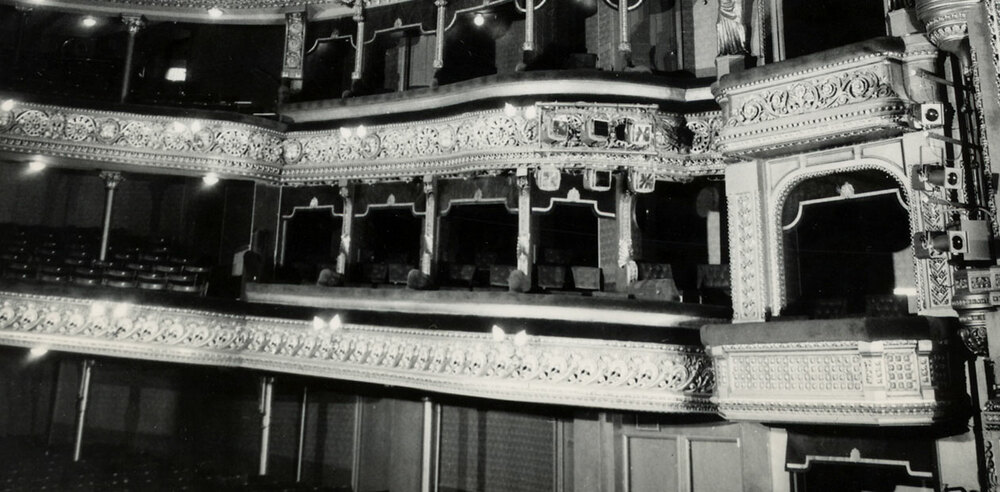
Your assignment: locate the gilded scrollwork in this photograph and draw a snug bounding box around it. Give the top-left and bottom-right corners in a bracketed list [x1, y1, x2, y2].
[730, 67, 895, 126]
[0, 292, 715, 413]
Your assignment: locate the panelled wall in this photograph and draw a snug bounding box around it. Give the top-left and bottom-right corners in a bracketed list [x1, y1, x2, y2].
[0, 348, 775, 492]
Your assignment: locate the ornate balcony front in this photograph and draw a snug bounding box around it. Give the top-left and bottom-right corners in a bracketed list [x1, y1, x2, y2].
[0, 287, 717, 414]
[714, 37, 939, 159]
[702, 317, 966, 425]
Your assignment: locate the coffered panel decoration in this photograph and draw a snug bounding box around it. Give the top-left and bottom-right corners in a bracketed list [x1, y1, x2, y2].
[282, 105, 724, 184]
[715, 37, 938, 159]
[703, 318, 964, 425]
[0, 291, 715, 413]
[0, 101, 284, 181]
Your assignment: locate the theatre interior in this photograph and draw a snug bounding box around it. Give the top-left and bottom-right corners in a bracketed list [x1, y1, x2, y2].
[2, 0, 1000, 490]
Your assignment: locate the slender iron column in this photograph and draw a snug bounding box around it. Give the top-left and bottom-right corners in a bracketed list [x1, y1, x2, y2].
[72, 359, 95, 462]
[119, 15, 145, 104]
[420, 397, 439, 492]
[98, 171, 124, 261]
[258, 376, 275, 476]
[351, 1, 366, 84]
[295, 386, 308, 482]
[516, 170, 534, 282]
[421, 176, 438, 277]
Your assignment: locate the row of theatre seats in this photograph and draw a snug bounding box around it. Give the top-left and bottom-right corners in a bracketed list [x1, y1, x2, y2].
[0, 225, 211, 295]
[0, 438, 349, 492]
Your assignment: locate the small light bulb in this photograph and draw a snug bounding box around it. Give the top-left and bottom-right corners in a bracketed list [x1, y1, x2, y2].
[27, 161, 46, 173]
[207, 7, 223, 18]
[356, 125, 367, 138]
[491, 325, 505, 342]
[513, 330, 528, 347]
[312, 316, 325, 330]
[81, 16, 97, 28]
[503, 103, 517, 117]
[329, 314, 343, 331]
[202, 173, 220, 186]
[473, 13, 485, 26]
[29, 346, 48, 358]
[524, 106, 537, 119]
[339, 127, 352, 139]
[190, 121, 203, 133]
[0, 100, 14, 112]
[172, 122, 187, 132]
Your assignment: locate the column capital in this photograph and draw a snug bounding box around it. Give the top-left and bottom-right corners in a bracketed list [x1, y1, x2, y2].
[121, 14, 146, 35]
[99, 171, 124, 190]
[915, 0, 979, 53]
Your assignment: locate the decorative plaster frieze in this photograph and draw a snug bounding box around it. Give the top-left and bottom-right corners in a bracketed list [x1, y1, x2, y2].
[0, 291, 716, 413]
[0, 101, 284, 180]
[728, 190, 767, 322]
[282, 105, 724, 184]
[714, 45, 933, 158]
[709, 337, 962, 425]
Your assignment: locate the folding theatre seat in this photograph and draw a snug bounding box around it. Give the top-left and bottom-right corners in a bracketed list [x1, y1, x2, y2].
[364, 263, 388, 285]
[570, 266, 602, 291]
[72, 267, 102, 286]
[38, 265, 69, 282]
[137, 271, 167, 290]
[489, 265, 516, 287]
[537, 265, 566, 290]
[448, 263, 476, 287]
[387, 263, 413, 285]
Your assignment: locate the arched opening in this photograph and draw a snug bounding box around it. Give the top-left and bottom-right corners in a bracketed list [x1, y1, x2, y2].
[781, 169, 910, 318]
[438, 203, 517, 288]
[536, 203, 600, 291]
[281, 208, 342, 283]
[355, 207, 422, 286]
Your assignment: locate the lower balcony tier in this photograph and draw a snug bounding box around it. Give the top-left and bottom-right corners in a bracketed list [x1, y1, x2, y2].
[702, 316, 967, 425]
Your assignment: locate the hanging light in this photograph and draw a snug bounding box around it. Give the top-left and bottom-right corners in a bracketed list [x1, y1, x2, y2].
[202, 173, 220, 186]
[473, 12, 485, 26]
[81, 16, 98, 28]
[27, 161, 46, 173]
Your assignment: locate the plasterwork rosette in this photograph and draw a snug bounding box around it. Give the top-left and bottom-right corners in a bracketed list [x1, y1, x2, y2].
[0, 102, 283, 181]
[0, 291, 715, 413]
[728, 191, 767, 321]
[709, 338, 961, 425]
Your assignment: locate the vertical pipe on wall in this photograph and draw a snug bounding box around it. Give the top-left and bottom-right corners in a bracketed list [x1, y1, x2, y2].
[72, 359, 94, 462]
[258, 376, 274, 476]
[295, 386, 308, 482]
[98, 171, 123, 262]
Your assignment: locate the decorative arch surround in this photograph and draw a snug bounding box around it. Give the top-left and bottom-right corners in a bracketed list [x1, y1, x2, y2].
[764, 142, 953, 317]
[769, 162, 910, 316]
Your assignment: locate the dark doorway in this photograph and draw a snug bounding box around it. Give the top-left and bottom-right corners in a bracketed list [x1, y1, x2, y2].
[782, 0, 885, 59]
[282, 209, 342, 281]
[785, 192, 909, 316]
[536, 203, 599, 268]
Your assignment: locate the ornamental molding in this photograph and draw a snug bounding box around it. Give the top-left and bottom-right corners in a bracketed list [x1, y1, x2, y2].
[0, 291, 716, 413]
[915, 0, 980, 52]
[0, 102, 284, 180]
[715, 45, 939, 159]
[709, 337, 964, 425]
[0, 100, 724, 184]
[282, 105, 724, 184]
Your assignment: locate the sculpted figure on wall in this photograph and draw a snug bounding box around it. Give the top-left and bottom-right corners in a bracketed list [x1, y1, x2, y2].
[717, 0, 749, 56]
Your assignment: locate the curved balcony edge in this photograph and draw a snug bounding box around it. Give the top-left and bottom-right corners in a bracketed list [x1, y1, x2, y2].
[0, 290, 717, 414]
[701, 316, 968, 426]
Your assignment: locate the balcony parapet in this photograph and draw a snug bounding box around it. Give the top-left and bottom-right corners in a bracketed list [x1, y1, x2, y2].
[0, 98, 285, 181]
[714, 37, 939, 159]
[0, 289, 716, 414]
[283, 103, 724, 183]
[702, 316, 966, 425]
[0, 95, 724, 183]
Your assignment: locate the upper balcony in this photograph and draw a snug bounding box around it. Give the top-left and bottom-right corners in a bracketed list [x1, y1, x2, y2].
[714, 36, 940, 159]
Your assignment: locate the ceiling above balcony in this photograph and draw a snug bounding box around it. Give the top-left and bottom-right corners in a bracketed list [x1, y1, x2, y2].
[1, 0, 407, 24]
